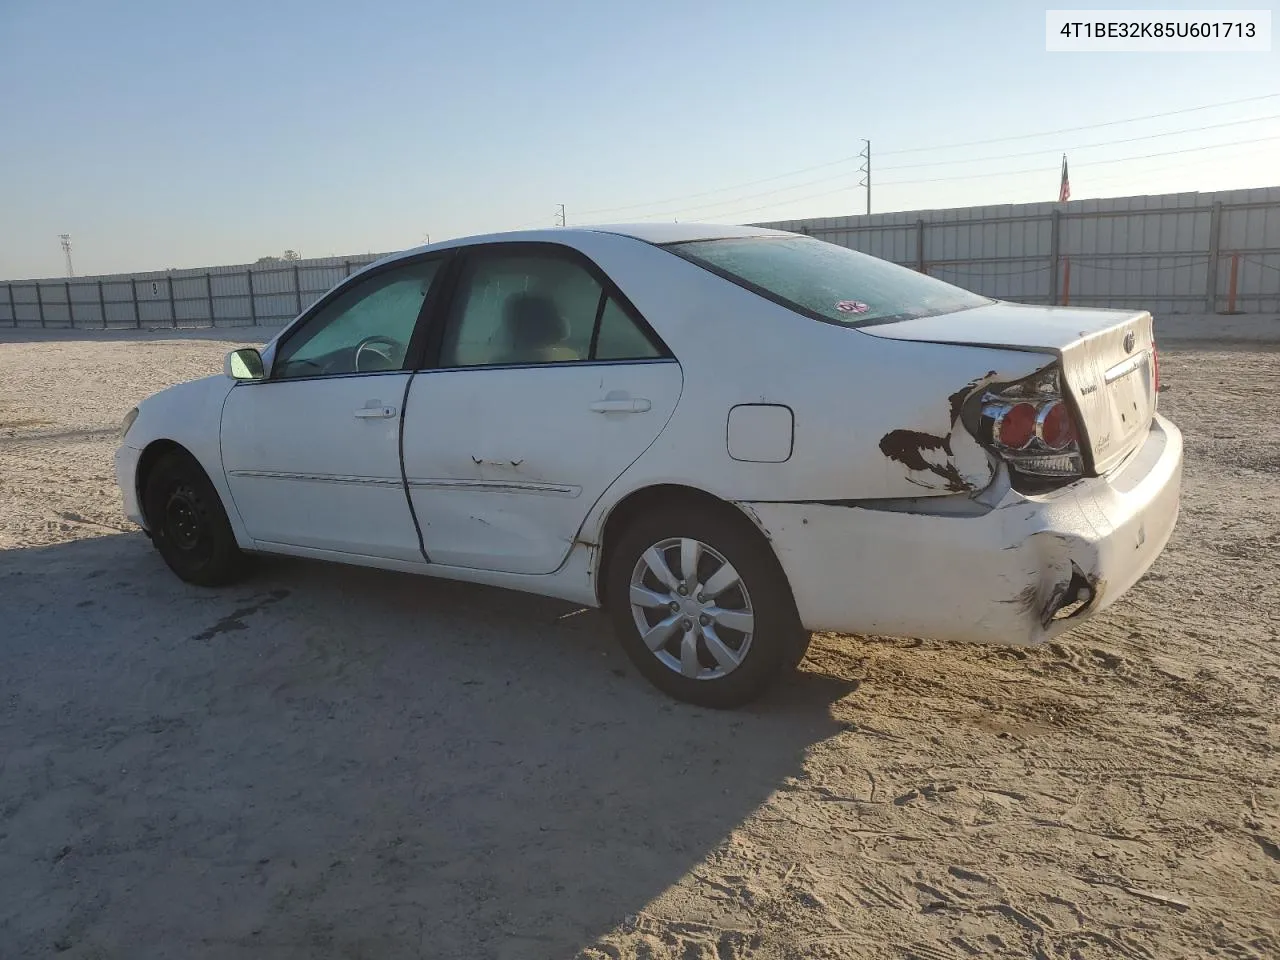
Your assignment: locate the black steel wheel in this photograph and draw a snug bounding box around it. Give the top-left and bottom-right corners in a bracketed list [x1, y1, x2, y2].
[142, 450, 250, 587]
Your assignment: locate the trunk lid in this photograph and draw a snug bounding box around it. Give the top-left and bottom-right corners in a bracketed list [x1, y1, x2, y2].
[860, 302, 1158, 475]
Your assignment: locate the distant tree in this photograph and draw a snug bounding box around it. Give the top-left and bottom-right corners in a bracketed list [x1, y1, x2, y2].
[281, 249, 300, 261]
[255, 256, 281, 264]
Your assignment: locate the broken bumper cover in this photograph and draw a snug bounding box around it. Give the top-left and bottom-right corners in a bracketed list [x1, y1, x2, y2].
[744, 413, 1182, 646]
[114, 443, 147, 530]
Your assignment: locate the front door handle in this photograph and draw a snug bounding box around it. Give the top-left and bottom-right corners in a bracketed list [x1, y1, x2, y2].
[589, 397, 652, 414]
[354, 405, 397, 419]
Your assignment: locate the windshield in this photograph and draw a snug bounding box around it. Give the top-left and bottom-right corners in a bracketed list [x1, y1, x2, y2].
[664, 235, 991, 326]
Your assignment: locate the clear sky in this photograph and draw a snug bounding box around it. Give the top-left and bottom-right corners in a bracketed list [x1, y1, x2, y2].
[1, 0, 1276, 278]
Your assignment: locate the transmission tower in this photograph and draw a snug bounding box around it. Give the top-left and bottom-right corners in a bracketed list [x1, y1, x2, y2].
[857, 141, 871, 216]
[59, 234, 74, 277]
[555, 204, 566, 227]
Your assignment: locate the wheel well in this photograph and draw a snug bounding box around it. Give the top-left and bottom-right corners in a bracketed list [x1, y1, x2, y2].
[134, 439, 192, 520]
[595, 484, 782, 607]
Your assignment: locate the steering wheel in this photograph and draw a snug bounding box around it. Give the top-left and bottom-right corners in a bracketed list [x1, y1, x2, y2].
[353, 335, 403, 372]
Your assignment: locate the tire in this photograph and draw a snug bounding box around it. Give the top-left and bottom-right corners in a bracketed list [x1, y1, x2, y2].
[142, 450, 250, 587]
[605, 503, 810, 708]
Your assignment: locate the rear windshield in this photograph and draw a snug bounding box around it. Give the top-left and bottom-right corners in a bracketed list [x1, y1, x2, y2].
[663, 235, 990, 326]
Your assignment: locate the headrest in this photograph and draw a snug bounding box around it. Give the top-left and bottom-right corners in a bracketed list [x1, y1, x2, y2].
[503, 293, 567, 346]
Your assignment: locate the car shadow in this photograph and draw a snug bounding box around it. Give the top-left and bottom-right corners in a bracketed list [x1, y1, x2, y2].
[0, 534, 856, 958]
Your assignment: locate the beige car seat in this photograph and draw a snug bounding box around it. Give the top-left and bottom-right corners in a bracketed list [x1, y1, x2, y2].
[499, 293, 582, 364]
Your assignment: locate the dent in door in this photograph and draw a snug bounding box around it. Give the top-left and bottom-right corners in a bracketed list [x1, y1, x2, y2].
[403, 362, 682, 575]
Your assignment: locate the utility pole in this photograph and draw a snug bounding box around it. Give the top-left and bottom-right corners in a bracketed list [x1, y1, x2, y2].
[59, 234, 74, 277]
[857, 140, 871, 216]
[555, 204, 566, 227]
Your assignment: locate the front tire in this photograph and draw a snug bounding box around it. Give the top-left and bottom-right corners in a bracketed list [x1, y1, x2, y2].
[142, 450, 250, 587]
[605, 503, 810, 708]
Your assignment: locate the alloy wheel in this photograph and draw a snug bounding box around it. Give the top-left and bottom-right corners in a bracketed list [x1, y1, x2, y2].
[628, 537, 755, 681]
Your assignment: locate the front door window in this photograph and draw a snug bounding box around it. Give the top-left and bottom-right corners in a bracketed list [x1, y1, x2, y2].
[273, 259, 443, 379]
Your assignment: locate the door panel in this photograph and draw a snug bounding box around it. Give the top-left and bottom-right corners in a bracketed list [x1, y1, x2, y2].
[221, 375, 422, 560]
[218, 255, 446, 561]
[403, 361, 682, 574]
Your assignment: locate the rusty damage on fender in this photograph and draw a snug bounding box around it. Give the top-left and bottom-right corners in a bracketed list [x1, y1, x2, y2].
[878, 369, 1002, 495]
[878, 430, 972, 493]
[948, 371, 996, 426]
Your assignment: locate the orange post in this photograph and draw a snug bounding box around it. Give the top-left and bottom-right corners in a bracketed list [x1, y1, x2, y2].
[1227, 252, 1240, 314]
[1061, 257, 1071, 306]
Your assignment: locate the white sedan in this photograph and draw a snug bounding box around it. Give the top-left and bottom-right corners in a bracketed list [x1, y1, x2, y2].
[115, 224, 1182, 707]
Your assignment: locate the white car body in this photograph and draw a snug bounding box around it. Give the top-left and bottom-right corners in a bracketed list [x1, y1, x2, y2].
[115, 223, 1181, 650]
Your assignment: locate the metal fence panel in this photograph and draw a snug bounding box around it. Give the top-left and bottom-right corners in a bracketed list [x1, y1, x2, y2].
[754, 187, 1280, 316]
[255, 294, 299, 322]
[5, 191, 1280, 329]
[213, 296, 253, 323]
[210, 273, 249, 297]
[0, 250, 395, 329]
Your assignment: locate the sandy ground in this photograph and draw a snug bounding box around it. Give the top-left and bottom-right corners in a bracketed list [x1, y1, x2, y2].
[0, 327, 1276, 960]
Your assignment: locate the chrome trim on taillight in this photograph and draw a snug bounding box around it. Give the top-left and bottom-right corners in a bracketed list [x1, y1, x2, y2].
[971, 363, 1086, 488]
[983, 401, 1036, 451]
[1034, 399, 1075, 451]
[1009, 452, 1083, 477]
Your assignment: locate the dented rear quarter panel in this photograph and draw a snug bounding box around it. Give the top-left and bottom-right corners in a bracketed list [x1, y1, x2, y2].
[568, 232, 1053, 513]
[742, 412, 1182, 643]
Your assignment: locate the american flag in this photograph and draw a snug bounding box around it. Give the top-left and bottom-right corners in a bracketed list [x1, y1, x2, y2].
[1059, 154, 1070, 203]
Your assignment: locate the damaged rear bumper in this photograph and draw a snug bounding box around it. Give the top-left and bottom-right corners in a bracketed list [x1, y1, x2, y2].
[743, 413, 1182, 646]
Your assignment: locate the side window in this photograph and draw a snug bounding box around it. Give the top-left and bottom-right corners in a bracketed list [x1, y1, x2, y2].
[440, 253, 601, 368]
[594, 297, 662, 360]
[273, 259, 441, 379]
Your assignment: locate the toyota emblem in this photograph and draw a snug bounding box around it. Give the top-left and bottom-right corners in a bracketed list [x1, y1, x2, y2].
[1123, 331, 1136, 352]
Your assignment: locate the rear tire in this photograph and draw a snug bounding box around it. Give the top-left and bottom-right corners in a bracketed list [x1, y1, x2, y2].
[605, 503, 810, 708]
[142, 450, 250, 587]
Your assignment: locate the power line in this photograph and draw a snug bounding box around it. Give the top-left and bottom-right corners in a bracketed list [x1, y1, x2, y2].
[666, 133, 1280, 223]
[876, 92, 1280, 155]
[621, 130, 1280, 223]
[1078, 142, 1280, 186]
[641, 169, 853, 219]
[576, 155, 855, 217]
[876, 133, 1280, 187]
[877, 113, 1280, 171]
[652, 185, 864, 224]
[571, 93, 1278, 219]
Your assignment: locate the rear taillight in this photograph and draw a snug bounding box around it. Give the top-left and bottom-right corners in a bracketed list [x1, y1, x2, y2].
[1152, 338, 1160, 397]
[1037, 400, 1077, 450]
[992, 402, 1037, 449]
[969, 364, 1084, 487]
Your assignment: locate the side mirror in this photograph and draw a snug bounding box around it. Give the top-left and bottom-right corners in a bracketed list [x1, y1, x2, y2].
[225, 347, 265, 381]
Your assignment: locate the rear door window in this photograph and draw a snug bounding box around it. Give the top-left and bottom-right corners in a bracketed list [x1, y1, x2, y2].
[435, 247, 667, 367]
[594, 297, 662, 360]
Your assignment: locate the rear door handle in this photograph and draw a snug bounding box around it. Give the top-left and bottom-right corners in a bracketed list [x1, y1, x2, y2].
[589, 398, 652, 414]
[354, 405, 397, 419]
